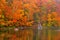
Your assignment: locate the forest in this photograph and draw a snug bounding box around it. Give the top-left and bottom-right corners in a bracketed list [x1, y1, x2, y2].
[0, 0, 60, 40]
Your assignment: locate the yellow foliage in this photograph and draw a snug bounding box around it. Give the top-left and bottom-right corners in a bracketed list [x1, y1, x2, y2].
[26, 21, 34, 26]
[24, 3, 29, 6]
[48, 14, 51, 18]
[0, 21, 5, 25]
[47, 14, 52, 22]
[52, 12, 58, 17]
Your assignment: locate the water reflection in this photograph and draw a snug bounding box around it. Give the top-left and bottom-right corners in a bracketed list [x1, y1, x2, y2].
[0, 26, 60, 40]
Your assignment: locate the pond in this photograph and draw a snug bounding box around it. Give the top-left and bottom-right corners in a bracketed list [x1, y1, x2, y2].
[0, 27, 60, 40]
